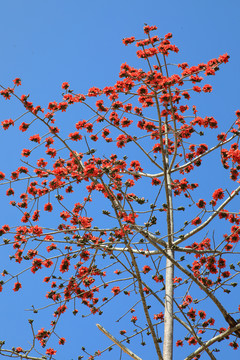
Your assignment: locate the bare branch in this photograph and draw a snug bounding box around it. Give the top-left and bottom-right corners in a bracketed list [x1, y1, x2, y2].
[96, 324, 143, 360]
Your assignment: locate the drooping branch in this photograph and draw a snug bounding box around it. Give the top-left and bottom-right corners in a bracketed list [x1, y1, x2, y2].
[96, 324, 143, 360]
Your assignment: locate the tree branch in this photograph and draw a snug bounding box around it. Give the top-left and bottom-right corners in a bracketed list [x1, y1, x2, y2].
[185, 323, 240, 360]
[174, 184, 240, 246]
[96, 324, 143, 360]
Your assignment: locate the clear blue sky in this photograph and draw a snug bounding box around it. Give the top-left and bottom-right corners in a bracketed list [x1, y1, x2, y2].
[0, 1, 240, 359]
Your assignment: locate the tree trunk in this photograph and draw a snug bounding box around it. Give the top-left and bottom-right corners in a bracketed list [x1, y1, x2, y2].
[162, 120, 174, 360]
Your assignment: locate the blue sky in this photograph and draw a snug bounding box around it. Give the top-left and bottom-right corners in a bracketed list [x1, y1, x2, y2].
[0, 1, 240, 359]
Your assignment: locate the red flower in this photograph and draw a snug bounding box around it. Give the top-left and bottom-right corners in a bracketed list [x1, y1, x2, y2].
[79, 216, 93, 228]
[36, 328, 50, 344]
[153, 312, 164, 320]
[122, 37, 135, 45]
[188, 337, 197, 345]
[44, 203, 53, 212]
[235, 110, 240, 118]
[1, 118, 14, 130]
[45, 137, 54, 147]
[2, 224, 10, 232]
[58, 102, 68, 112]
[21, 212, 30, 223]
[218, 53, 229, 63]
[96, 100, 108, 112]
[62, 82, 69, 90]
[11, 170, 19, 180]
[54, 304, 67, 317]
[0, 88, 13, 99]
[18, 166, 28, 174]
[46, 243, 57, 252]
[193, 86, 201, 93]
[198, 310, 206, 319]
[122, 212, 138, 224]
[116, 134, 131, 148]
[88, 87, 101, 97]
[191, 217, 202, 226]
[60, 258, 70, 273]
[29, 134, 41, 143]
[176, 340, 183, 347]
[205, 67, 215, 76]
[60, 211, 71, 221]
[222, 271, 230, 278]
[142, 265, 152, 274]
[121, 117, 133, 128]
[218, 258, 226, 269]
[143, 287, 150, 294]
[31, 258, 43, 273]
[111, 286, 121, 296]
[218, 209, 229, 220]
[131, 316, 137, 323]
[212, 188, 224, 201]
[32, 210, 40, 221]
[13, 282, 22, 292]
[153, 274, 164, 283]
[59, 337, 66, 345]
[0, 228, 6, 237]
[21, 149, 31, 157]
[152, 178, 161, 185]
[13, 78, 21, 86]
[90, 134, 98, 141]
[46, 148, 57, 158]
[178, 62, 188, 70]
[217, 132, 227, 142]
[143, 25, 157, 34]
[84, 164, 101, 178]
[19, 122, 30, 132]
[0, 172, 5, 180]
[125, 179, 135, 187]
[187, 307, 196, 320]
[30, 225, 43, 236]
[80, 250, 90, 261]
[208, 317, 215, 326]
[202, 84, 212, 93]
[229, 342, 239, 350]
[68, 132, 82, 141]
[46, 348, 56, 355]
[27, 249, 38, 259]
[43, 259, 53, 268]
[196, 199, 206, 208]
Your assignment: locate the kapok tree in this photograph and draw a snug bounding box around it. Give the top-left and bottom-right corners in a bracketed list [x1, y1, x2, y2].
[0, 24, 240, 360]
